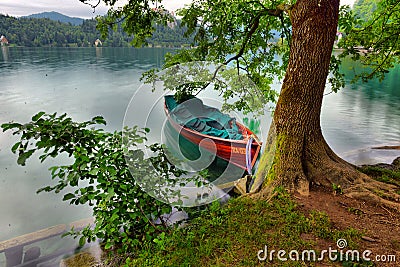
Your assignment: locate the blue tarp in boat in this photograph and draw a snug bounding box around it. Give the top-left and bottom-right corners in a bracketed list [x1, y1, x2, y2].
[165, 95, 243, 140]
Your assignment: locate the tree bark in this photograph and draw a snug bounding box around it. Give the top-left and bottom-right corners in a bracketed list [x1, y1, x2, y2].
[255, 0, 369, 196]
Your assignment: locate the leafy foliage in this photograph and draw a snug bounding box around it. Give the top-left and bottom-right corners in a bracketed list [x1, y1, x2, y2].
[0, 14, 102, 47]
[353, 0, 379, 22]
[86, 0, 400, 101]
[170, 0, 290, 103]
[339, 0, 400, 82]
[89, 0, 293, 107]
[141, 61, 268, 115]
[358, 165, 400, 188]
[93, 0, 177, 47]
[1, 112, 189, 253]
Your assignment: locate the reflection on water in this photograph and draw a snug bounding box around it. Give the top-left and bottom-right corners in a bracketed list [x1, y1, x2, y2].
[1, 46, 9, 62]
[0, 219, 96, 267]
[0, 47, 399, 265]
[322, 62, 400, 164]
[243, 117, 261, 136]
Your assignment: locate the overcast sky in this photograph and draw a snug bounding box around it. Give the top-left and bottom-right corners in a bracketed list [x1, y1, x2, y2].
[0, 0, 355, 19]
[0, 0, 190, 18]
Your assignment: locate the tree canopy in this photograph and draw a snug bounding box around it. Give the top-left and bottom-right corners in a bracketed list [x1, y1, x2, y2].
[340, 0, 400, 81]
[88, 0, 399, 99]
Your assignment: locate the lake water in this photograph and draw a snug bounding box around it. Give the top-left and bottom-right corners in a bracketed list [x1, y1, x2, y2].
[0, 47, 399, 264]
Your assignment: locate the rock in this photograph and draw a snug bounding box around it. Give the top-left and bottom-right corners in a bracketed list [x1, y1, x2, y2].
[362, 156, 400, 171]
[391, 156, 400, 170]
[23, 247, 41, 266]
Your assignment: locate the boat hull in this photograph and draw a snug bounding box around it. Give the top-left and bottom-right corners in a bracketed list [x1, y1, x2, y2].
[164, 104, 262, 171]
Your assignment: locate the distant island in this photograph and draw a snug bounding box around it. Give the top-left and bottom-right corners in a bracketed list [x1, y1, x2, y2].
[0, 12, 193, 48]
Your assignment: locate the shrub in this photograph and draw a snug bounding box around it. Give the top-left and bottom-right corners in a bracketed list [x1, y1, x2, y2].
[1, 112, 187, 254]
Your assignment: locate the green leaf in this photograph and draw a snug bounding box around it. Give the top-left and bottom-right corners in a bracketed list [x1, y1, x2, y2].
[32, 111, 46, 121]
[63, 193, 75, 201]
[92, 116, 107, 125]
[104, 242, 113, 250]
[89, 168, 99, 176]
[120, 184, 127, 191]
[61, 232, 70, 238]
[79, 196, 88, 204]
[11, 142, 21, 153]
[110, 213, 119, 222]
[108, 167, 117, 176]
[79, 236, 86, 247]
[1, 122, 22, 131]
[17, 149, 35, 166]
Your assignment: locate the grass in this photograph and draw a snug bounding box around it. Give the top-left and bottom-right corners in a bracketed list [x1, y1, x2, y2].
[359, 165, 400, 200]
[358, 166, 400, 188]
[114, 189, 362, 267]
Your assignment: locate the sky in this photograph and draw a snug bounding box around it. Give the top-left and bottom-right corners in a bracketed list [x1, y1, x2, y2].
[0, 0, 356, 19]
[0, 0, 191, 19]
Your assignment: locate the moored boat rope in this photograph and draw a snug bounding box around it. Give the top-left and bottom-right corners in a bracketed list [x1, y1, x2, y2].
[245, 137, 254, 174]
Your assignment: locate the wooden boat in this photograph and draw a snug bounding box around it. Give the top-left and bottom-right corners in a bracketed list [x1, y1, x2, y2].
[164, 96, 262, 173]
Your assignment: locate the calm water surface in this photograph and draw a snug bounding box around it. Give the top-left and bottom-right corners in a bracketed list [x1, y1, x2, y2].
[0, 47, 171, 265]
[0, 47, 399, 263]
[322, 60, 400, 163]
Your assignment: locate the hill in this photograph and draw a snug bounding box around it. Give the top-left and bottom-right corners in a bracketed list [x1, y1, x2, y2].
[0, 14, 193, 47]
[25, 11, 84, 25]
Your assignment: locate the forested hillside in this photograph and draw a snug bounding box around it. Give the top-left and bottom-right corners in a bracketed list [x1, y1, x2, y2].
[353, 0, 379, 21]
[0, 14, 192, 47]
[352, 0, 379, 21]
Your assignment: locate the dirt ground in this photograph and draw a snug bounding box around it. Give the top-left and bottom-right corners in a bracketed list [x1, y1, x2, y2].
[295, 186, 400, 267]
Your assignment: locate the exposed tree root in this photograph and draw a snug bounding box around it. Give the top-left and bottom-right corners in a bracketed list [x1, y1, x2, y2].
[308, 141, 400, 211]
[252, 135, 400, 211]
[345, 182, 400, 211]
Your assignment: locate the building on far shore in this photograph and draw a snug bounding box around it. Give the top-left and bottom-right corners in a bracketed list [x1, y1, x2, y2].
[334, 31, 343, 48]
[152, 8, 177, 29]
[0, 35, 9, 46]
[94, 39, 102, 47]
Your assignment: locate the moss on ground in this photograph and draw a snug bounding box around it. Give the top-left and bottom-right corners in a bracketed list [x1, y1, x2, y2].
[358, 165, 400, 188]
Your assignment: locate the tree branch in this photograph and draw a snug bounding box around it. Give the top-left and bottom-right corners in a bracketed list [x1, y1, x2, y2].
[222, 3, 293, 66]
[192, 3, 293, 95]
[79, 0, 101, 10]
[352, 0, 400, 34]
[225, 11, 261, 65]
[364, 34, 399, 81]
[266, 4, 293, 17]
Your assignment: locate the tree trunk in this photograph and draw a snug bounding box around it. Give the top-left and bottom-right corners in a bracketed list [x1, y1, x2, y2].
[255, 0, 369, 196]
